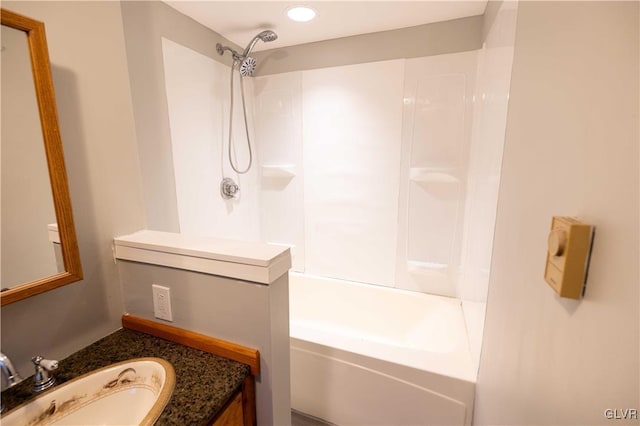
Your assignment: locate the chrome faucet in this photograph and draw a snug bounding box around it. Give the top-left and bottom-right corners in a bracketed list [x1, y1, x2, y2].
[32, 356, 58, 393]
[0, 352, 23, 389]
[0, 352, 23, 413]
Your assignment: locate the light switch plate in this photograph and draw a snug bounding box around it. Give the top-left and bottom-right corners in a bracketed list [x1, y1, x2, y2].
[544, 216, 594, 299]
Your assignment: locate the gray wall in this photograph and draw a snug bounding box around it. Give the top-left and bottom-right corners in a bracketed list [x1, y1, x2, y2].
[0, 1, 145, 380]
[482, 1, 504, 41]
[475, 2, 639, 424]
[254, 15, 483, 76]
[120, 1, 241, 233]
[118, 261, 291, 425]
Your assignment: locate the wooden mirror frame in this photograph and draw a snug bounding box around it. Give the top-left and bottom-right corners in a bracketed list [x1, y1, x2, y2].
[1, 9, 82, 306]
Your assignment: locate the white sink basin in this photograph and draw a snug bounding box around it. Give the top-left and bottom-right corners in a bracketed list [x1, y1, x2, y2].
[1, 357, 175, 426]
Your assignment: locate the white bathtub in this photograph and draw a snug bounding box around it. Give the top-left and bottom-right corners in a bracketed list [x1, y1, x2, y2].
[289, 272, 476, 425]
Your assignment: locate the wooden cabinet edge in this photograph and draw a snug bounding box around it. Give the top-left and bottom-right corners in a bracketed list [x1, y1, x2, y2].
[241, 374, 257, 426]
[210, 374, 256, 426]
[121, 314, 260, 375]
[211, 391, 244, 426]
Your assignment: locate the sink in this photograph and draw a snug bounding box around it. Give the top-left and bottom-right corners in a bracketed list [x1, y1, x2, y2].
[1, 357, 175, 426]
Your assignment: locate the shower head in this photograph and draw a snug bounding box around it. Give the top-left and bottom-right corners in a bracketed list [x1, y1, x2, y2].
[242, 30, 278, 58]
[257, 30, 278, 42]
[217, 30, 277, 76]
[239, 56, 257, 77]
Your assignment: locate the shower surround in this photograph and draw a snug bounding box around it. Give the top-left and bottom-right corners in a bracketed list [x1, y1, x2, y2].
[164, 44, 480, 297]
[161, 2, 516, 421]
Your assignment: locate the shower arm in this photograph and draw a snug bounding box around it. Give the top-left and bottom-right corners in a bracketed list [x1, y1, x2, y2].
[216, 43, 243, 62]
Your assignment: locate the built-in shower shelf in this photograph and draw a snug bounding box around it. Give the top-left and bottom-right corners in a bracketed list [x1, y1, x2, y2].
[409, 168, 459, 186]
[261, 165, 296, 179]
[408, 260, 448, 271]
[406, 260, 452, 296]
[407, 260, 449, 279]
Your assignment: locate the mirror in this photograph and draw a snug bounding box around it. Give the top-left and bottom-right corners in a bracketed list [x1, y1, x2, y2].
[0, 8, 82, 305]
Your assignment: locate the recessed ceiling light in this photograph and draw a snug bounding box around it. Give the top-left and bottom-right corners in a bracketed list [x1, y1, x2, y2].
[287, 6, 316, 22]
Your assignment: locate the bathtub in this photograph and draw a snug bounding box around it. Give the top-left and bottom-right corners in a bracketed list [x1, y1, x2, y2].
[289, 272, 476, 425]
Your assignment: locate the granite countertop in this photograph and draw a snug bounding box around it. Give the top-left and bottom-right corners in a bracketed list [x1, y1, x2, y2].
[1, 328, 251, 425]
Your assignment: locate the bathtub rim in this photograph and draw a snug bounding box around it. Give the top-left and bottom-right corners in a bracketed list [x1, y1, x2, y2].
[288, 271, 478, 383]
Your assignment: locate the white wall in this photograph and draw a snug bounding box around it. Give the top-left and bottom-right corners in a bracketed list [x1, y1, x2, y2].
[162, 38, 260, 241]
[396, 51, 478, 297]
[459, 1, 517, 304]
[253, 72, 306, 271]
[1, 0, 144, 379]
[255, 54, 482, 297]
[302, 60, 405, 287]
[459, 0, 518, 371]
[475, 1, 639, 424]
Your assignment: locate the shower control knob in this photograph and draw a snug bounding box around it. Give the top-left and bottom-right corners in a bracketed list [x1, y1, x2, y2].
[220, 178, 240, 200]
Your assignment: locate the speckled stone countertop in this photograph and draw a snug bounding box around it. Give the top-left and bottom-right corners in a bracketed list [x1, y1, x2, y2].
[1, 328, 251, 425]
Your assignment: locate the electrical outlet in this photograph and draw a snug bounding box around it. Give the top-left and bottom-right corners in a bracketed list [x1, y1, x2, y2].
[152, 284, 173, 321]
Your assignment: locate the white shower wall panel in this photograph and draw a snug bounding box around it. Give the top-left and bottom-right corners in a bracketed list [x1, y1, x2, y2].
[410, 74, 468, 169]
[253, 72, 305, 271]
[162, 38, 260, 241]
[458, 2, 517, 304]
[302, 60, 405, 288]
[396, 51, 478, 296]
[459, 0, 517, 373]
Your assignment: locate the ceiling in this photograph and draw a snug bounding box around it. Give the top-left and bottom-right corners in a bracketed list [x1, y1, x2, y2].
[164, 1, 488, 52]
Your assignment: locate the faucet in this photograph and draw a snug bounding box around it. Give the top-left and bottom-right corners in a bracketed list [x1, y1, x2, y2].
[0, 353, 58, 413]
[32, 356, 58, 393]
[0, 352, 23, 389]
[0, 352, 23, 413]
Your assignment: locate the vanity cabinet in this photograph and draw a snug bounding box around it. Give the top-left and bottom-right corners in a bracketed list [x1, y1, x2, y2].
[212, 373, 256, 426]
[212, 391, 243, 425]
[0, 327, 257, 425]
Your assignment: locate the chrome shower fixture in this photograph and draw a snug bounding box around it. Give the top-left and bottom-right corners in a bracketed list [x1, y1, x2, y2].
[216, 30, 278, 77]
[216, 30, 278, 177]
[220, 177, 239, 200]
[239, 56, 257, 77]
[242, 30, 278, 57]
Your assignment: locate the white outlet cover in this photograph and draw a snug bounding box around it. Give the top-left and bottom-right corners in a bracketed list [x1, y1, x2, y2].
[152, 284, 173, 322]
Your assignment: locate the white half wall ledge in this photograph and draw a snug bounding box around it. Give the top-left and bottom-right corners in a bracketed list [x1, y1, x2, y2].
[113, 230, 291, 284]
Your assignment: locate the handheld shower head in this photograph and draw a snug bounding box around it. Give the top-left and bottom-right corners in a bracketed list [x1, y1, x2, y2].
[242, 30, 278, 57]
[257, 30, 278, 42]
[239, 56, 257, 77]
[216, 30, 279, 176]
